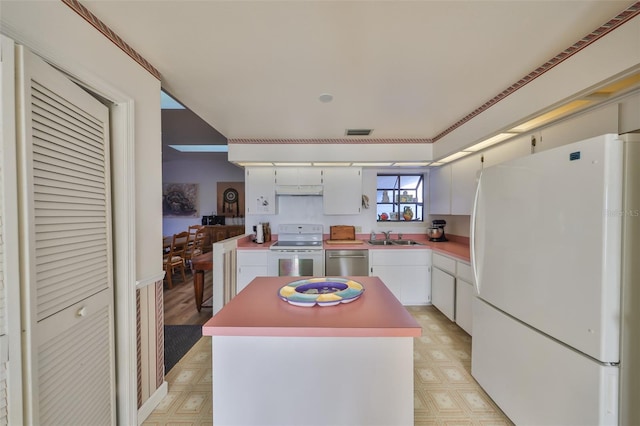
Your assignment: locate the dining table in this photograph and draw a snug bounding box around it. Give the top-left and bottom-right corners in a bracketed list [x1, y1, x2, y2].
[191, 251, 213, 311]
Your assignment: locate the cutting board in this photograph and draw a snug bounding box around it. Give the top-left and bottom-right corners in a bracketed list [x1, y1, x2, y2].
[330, 225, 356, 241]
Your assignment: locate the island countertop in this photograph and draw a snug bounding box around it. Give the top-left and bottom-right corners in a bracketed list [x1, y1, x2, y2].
[202, 276, 421, 338]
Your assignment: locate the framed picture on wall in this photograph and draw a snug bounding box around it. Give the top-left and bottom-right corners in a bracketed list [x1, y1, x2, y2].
[162, 183, 199, 217]
[217, 182, 245, 217]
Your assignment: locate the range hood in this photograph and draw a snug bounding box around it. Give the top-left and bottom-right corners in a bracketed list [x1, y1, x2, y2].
[275, 185, 323, 196]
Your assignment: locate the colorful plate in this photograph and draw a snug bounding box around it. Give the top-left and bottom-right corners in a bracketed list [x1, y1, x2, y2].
[278, 277, 364, 307]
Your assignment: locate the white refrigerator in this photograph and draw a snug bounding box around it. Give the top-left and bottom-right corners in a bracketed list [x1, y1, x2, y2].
[471, 133, 639, 425]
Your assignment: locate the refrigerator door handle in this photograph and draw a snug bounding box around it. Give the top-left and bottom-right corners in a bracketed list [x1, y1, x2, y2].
[470, 170, 483, 294]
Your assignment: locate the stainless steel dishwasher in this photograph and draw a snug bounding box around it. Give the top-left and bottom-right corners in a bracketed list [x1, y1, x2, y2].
[325, 249, 369, 276]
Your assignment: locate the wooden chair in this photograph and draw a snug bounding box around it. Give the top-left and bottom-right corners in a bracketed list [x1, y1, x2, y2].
[163, 231, 188, 289]
[188, 224, 204, 246]
[184, 229, 206, 268]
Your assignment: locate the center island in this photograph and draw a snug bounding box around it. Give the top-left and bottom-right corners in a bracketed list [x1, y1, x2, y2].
[202, 276, 421, 426]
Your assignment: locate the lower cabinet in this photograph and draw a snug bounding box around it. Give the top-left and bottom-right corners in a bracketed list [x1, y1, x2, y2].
[369, 249, 431, 305]
[237, 250, 268, 293]
[432, 252, 475, 335]
[455, 279, 473, 335]
[432, 267, 456, 321]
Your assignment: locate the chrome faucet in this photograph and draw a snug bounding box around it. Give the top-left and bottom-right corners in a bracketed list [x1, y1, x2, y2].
[381, 231, 392, 240]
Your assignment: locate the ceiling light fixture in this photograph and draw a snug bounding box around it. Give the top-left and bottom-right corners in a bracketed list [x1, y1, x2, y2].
[438, 151, 472, 164]
[350, 162, 393, 167]
[169, 144, 228, 152]
[464, 133, 518, 152]
[273, 162, 312, 167]
[236, 162, 275, 167]
[392, 162, 432, 167]
[509, 101, 592, 133]
[312, 162, 353, 167]
[318, 93, 334, 103]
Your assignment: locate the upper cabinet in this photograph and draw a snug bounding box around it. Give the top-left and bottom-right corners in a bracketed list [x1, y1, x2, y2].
[451, 154, 481, 215]
[245, 168, 277, 215]
[429, 164, 452, 215]
[275, 167, 323, 186]
[429, 154, 481, 216]
[323, 167, 362, 215]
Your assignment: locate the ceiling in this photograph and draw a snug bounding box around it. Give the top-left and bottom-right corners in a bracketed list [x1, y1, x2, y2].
[83, 1, 635, 146]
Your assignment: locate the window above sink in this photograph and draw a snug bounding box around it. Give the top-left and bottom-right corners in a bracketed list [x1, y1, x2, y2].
[376, 174, 424, 222]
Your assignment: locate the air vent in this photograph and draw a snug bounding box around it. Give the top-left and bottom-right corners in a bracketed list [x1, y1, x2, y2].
[346, 129, 373, 136]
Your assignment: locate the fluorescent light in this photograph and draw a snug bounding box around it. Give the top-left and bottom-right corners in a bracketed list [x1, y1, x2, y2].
[312, 162, 352, 167]
[169, 144, 228, 152]
[392, 162, 431, 167]
[429, 162, 445, 167]
[438, 151, 472, 164]
[237, 162, 275, 167]
[272, 162, 312, 166]
[465, 133, 517, 152]
[350, 162, 393, 167]
[509, 101, 591, 132]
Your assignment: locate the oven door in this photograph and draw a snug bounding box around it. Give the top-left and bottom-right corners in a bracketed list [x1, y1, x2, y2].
[268, 250, 324, 277]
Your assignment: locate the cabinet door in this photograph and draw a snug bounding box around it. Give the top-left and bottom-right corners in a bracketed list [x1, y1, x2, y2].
[482, 133, 535, 169]
[429, 165, 451, 215]
[237, 251, 268, 293]
[298, 168, 323, 185]
[370, 265, 403, 302]
[451, 154, 481, 215]
[432, 267, 455, 321]
[323, 167, 362, 215]
[245, 168, 276, 215]
[275, 167, 323, 186]
[401, 266, 431, 305]
[370, 249, 431, 305]
[455, 279, 474, 335]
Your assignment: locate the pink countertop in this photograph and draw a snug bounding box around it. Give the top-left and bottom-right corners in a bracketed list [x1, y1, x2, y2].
[236, 234, 471, 262]
[202, 276, 422, 338]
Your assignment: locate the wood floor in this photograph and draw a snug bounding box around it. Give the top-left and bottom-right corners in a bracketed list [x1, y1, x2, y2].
[163, 269, 213, 326]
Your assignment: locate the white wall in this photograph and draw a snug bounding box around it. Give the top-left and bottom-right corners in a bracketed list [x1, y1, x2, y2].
[433, 15, 640, 159]
[1, 1, 163, 278]
[1, 3, 163, 423]
[162, 155, 245, 236]
[245, 168, 433, 237]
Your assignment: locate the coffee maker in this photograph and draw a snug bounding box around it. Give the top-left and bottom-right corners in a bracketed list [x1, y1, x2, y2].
[428, 219, 448, 242]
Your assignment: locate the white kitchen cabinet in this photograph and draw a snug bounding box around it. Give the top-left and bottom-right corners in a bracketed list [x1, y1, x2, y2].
[430, 154, 480, 216]
[275, 167, 323, 186]
[323, 167, 362, 215]
[432, 252, 475, 334]
[432, 267, 456, 321]
[482, 133, 535, 169]
[237, 250, 269, 293]
[245, 168, 277, 215]
[455, 279, 474, 335]
[451, 153, 481, 215]
[369, 249, 431, 305]
[429, 164, 451, 215]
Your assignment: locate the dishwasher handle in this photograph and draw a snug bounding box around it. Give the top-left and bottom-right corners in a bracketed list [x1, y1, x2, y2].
[327, 254, 368, 259]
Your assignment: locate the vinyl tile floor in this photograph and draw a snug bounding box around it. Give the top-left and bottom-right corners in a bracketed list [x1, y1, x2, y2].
[143, 305, 513, 426]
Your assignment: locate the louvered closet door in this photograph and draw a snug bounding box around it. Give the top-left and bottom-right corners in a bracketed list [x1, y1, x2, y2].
[16, 46, 115, 425]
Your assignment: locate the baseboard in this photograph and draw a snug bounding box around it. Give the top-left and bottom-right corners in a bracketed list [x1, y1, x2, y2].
[137, 380, 168, 425]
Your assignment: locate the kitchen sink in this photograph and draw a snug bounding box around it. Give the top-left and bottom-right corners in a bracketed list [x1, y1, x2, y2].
[367, 239, 425, 246]
[391, 240, 425, 246]
[367, 240, 394, 245]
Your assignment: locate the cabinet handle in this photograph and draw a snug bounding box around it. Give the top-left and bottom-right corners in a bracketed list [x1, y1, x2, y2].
[76, 307, 87, 317]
